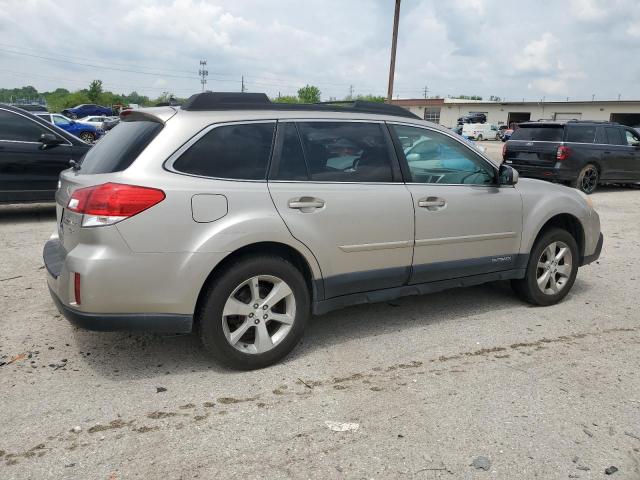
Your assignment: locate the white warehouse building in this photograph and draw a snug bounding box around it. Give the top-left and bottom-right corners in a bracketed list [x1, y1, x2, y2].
[390, 98, 640, 129]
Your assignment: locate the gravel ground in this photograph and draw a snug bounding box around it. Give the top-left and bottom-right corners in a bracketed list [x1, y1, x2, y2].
[1, 182, 639, 479]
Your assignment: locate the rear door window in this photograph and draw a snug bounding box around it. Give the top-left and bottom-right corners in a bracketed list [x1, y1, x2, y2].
[510, 126, 563, 141]
[565, 125, 596, 143]
[79, 120, 163, 174]
[173, 122, 275, 180]
[605, 127, 625, 146]
[296, 122, 395, 182]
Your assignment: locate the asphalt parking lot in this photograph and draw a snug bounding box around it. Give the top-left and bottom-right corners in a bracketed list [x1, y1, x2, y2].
[1, 164, 640, 478]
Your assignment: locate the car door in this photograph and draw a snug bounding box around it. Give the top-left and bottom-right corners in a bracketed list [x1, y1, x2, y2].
[388, 123, 523, 284]
[268, 120, 414, 299]
[0, 108, 73, 203]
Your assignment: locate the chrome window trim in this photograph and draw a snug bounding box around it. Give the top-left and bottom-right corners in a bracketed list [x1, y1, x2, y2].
[164, 119, 277, 183]
[0, 107, 73, 146]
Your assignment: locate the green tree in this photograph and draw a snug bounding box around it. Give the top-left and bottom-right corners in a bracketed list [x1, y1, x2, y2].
[354, 94, 386, 103]
[297, 84, 321, 103]
[272, 95, 300, 103]
[87, 80, 103, 102]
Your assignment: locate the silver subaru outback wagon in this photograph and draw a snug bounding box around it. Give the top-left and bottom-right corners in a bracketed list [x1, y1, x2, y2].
[44, 92, 603, 369]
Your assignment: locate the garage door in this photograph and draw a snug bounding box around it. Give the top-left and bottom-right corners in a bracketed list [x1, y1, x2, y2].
[554, 113, 582, 121]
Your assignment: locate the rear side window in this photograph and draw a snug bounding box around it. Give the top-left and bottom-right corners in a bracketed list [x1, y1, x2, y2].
[565, 125, 596, 143]
[624, 129, 640, 145]
[0, 109, 49, 142]
[173, 122, 275, 180]
[296, 122, 394, 182]
[510, 126, 563, 141]
[79, 120, 162, 174]
[605, 127, 625, 146]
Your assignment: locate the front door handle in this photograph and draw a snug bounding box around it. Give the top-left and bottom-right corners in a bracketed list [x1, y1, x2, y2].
[418, 197, 446, 211]
[288, 197, 325, 211]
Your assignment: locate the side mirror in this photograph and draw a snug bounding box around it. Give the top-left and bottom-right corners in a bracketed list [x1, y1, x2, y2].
[633, 142, 640, 149]
[498, 164, 518, 185]
[39, 133, 63, 149]
[406, 153, 420, 162]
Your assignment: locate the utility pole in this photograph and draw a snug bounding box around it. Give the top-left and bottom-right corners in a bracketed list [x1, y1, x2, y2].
[386, 0, 401, 102]
[199, 60, 208, 92]
[423, 86, 429, 99]
[241, 76, 246, 93]
[618, 93, 621, 101]
[348, 84, 354, 99]
[592, 94, 595, 102]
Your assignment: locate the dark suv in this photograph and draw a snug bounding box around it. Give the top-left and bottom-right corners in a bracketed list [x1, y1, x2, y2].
[503, 121, 640, 193]
[457, 113, 487, 124]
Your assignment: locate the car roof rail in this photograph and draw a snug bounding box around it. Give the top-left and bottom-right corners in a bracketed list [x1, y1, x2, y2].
[180, 92, 421, 119]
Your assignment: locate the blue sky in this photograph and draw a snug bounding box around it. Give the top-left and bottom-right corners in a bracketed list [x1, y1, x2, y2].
[0, 0, 638, 101]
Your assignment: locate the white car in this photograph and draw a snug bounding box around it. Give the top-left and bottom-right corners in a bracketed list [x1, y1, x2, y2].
[462, 123, 499, 141]
[76, 115, 107, 128]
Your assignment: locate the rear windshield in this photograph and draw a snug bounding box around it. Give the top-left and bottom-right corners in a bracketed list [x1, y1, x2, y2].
[510, 126, 563, 142]
[78, 120, 162, 174]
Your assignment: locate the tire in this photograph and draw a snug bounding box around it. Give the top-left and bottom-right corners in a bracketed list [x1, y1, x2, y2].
[573, 164, 599, 194]
[477, 134, 483, 141]
[511, 228, 579, 306]
[80, 131, 95, 143]
[198, 255, 310, 370]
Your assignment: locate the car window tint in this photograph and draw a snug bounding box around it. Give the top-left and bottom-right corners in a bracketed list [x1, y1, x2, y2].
[625, 129, 640, 145]
[565, 125, 596, 143]
[391, 124, 495, 185]
[79, 120, 163, 174]
[53, 115, 71, 126]
[173, 122, 275, 180]
[510, 126, 563, 141]
[272, 123, 309, 181]
[0, 109, 49, 142]
[296, 122, 394, 182]
[605, 127, 625, 146]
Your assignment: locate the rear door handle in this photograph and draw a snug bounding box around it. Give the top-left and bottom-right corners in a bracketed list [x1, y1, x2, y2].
[288, 197, 325, 210]
[418, 197, 446, 210]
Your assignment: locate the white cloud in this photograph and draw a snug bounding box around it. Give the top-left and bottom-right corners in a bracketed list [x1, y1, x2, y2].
[512, 33, 559, 74]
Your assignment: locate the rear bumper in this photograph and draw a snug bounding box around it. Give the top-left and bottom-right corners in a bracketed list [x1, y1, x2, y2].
[49, 287, 192, 333]
[581, 232, 603, 266]
[506, 162, 575, 182]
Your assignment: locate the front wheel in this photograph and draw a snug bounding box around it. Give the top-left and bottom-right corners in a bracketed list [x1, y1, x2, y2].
[573, 164, 599, 194]
[198, 255, 310, 370]
[511, 228, 579, 306]
[79, 131, 96, 143]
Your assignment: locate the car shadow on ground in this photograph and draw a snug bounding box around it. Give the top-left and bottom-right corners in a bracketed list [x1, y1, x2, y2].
[70, 277, 594, 380]
[0, 203, 56, 223]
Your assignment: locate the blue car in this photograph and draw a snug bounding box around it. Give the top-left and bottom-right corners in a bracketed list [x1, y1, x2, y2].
[35, 113, 103, 143]
[62, 103, 113, 119]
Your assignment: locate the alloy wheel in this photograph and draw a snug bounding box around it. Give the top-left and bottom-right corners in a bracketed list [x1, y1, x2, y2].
[221, 275, 296, 354]
[580, 167, 598, 193]
[536, 241, 573, 295]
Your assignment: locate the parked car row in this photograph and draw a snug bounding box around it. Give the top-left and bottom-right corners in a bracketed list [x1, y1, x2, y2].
[503, 120, 640, 193]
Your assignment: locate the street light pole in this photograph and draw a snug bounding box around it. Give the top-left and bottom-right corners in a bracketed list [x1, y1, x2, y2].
[387, 0, 401, 102]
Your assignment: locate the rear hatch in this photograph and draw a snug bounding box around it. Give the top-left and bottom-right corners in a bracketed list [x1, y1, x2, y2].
[504, 124, 564, 166]
[55, 111, 169, 252]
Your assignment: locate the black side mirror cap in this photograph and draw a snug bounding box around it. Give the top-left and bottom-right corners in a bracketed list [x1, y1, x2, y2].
[39, 133, 63, 148]
[498, 164, 519, 185]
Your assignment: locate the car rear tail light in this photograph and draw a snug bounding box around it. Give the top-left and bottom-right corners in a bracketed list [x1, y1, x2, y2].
[502, 142, 507, 160]
[67, 183, 165, 227]
[556, 145, 571, 161]
[74, 272, 81, 305]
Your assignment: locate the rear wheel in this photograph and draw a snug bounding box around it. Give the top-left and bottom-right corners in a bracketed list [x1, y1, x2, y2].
[198, 255, 310, 370]
[79, 131, 95, 143]
[512, 228, 579, 306]
[477, 134, 483, 141]
[573, 164, 599, 194]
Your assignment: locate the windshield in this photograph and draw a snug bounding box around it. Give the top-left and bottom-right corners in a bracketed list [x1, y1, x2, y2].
[78, 120, 162, 174]
[510, 126, 563, 141]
